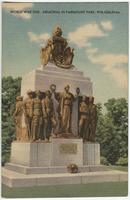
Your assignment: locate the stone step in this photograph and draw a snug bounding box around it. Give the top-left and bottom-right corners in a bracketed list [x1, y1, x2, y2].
[2, 168, 128, 188]
[43, 63, 84, 76]
[37, 67, 84, 77]
[5, 163, 108, 174]
[36, 69, 90, 82]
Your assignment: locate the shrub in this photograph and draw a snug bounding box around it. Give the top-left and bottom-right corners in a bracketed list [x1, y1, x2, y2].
[116, 157, 128, 166]
[100, 156, 109, 165]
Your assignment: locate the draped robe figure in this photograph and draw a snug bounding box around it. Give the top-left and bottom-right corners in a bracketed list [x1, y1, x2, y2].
[59, 85, 74, 133]
[40, 39, 54, 66]
[40, 26, 74, 68]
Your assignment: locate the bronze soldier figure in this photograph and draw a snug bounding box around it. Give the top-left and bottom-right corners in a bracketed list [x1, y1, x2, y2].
[89, 96, 97, 142]
[79, 96, 90, 141]
[42, 90, 57, 140]
[23, 90, 34, 140]
[31, 90, 43, 141]
[13, 96, 24, 141]
[59, 85, 74, 134]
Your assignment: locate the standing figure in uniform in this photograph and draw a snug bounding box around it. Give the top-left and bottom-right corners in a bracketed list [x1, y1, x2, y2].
[13, 96, 24, 141]
[31, 90, 43, 141]
[89, 96, 97, 142]
[42, 90, 57, 140]
[23, 90, 34, 140]
[59, 85, 74, 134]
[79, 96, 90, 141]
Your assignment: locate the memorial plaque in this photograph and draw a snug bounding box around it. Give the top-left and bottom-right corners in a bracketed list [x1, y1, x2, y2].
[59, 143, 77, 154]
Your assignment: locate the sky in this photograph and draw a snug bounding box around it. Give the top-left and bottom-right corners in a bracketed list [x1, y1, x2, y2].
[2, 2, 128, 105]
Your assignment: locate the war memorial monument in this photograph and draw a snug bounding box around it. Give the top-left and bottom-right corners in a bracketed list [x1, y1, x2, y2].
[2, 26, 127, 187]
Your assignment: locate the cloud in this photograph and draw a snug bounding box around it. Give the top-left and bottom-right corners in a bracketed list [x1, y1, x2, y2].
[2, 3, 33, 19]
[70, 21, 127, 89]
[100, 21, 113, 31]
[2, 2, 33, 10]
[86, 47, 98, 54]
[68, 22, 107, 48]
[28, 32, 50, 43]
[88, 53, 128, 89]
[10, 12, 32, 20]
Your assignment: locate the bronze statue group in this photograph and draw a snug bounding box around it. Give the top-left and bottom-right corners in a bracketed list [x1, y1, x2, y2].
[13, 84, 97, 143]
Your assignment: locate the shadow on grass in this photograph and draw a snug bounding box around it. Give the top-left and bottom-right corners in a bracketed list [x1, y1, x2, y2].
[2, 181, 128, 198]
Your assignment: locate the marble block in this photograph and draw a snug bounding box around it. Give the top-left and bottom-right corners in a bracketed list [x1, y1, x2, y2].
[10, 142, 51, 167]
[10, 139, 100, 167]
[51, 138, 83, 166]
[21, 63, 92, 98]
[10, 142, 37, 167]
[83, 143, 100, 165]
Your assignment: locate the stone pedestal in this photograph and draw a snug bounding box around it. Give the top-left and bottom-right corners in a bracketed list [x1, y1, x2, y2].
[3, 139, 128, 188]
[83, 143, 100, 165]
[51, 139, 83, 166]
[10, 139, 100, 167]
[10, 142, 52, 167]
[21, 63, 92, 98]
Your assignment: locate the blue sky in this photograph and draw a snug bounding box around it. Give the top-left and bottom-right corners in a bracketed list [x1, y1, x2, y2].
[2, 2, 128, 104]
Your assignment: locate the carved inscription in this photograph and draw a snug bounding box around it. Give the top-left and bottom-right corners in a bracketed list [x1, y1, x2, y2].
[59, 143, 77, 154]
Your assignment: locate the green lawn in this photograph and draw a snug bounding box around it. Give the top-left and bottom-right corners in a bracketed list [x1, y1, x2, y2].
[2, 165, 128, 198]
[108, 165, 128, 172]
[2, 182, 128, 198]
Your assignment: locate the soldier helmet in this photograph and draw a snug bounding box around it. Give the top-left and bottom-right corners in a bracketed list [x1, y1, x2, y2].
[89, 96, 94, 103]
[27, 90, 33, 95]
[46, 90, 51, 94]
[35, 90, 41, 95]
[64, 85, 70, 90]
[16, 96, 23, 101]
[46, 90, 51, 96]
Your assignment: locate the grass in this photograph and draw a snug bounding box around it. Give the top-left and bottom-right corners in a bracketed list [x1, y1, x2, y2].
[2, 182, 128, 198]
[108, 165, 128, 172]
[2, 165, 128, 198]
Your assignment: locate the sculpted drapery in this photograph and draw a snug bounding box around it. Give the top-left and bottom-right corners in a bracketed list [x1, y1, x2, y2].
[13, 87, 97, 142]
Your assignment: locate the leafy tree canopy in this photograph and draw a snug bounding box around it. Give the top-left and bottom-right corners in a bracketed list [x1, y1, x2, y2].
[2, 76, 21, 165]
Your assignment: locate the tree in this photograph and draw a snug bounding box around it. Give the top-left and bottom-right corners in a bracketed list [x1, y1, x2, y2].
[96, 98, 128, 165]
[2, 76, 21, 165]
